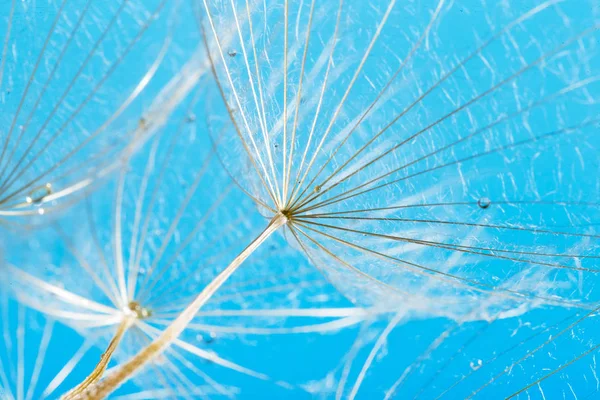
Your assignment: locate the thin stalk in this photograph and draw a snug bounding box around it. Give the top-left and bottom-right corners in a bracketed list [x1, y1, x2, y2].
[77, 213, 287, 399]
[61, 318, 132, 400]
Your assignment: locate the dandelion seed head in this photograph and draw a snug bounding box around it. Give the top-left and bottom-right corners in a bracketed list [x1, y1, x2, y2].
[0, 0, 221, 225]
[2, 84, 366, 395]
[5, 0, 600, 397]
[197, 0, 600, 322]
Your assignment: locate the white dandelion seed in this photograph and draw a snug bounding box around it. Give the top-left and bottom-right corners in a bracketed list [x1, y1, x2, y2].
[1, 84, 379, 398]
[77, 0, 600, 396]
[0, 0, 216, 225]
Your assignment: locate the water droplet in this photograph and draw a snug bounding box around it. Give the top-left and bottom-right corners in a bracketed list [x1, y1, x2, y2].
[202, 332, 216, 344]
[228, 49, 237, 57]
[478, 197, 491, 209]
[37, 208, 45, 215]
[313, 185, 321, 193]
[138, 267, 147, 276]
[26, 183, 52, 205]
[186, 113, 196, 123]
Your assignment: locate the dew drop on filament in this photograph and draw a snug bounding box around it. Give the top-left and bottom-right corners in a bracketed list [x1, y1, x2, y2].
[228, 49, 237, 57]
[478, 197, 491, 209]
[202, 332, 216, 344]
[26, 183, 52, 205]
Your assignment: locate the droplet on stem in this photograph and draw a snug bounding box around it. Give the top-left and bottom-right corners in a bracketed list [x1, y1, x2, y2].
[228, 49, 237, 57]
[203, 331, 216, 344]
[26, 183, 52, 205]
[478, 197, 491, 209]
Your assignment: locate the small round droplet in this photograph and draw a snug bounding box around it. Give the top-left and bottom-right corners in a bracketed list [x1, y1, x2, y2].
[26, 183, 52, 205]
[202, 332, 216, 344]
[313, 185, 321, 193]
[186, 113, 196, 123]
[138, 267, 147, 276]
[478, 197, 491, 209]
[228, 49, 237, 57]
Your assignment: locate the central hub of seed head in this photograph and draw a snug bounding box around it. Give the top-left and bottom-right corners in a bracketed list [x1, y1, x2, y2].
[127, 301, 152, 320]
[280, 209, 294, 221]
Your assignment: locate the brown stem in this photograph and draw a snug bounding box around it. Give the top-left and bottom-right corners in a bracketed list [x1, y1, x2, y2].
[61, 318, 132, 400]
[77, 213, 287, 399]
